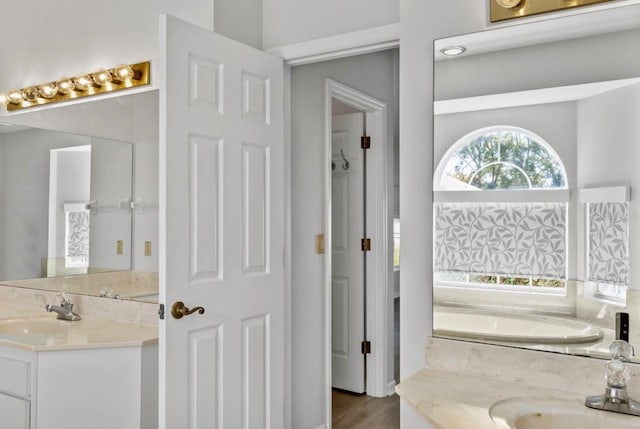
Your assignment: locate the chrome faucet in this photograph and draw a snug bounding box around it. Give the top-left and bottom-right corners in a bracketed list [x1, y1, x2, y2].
[45, 292, 81, 321]
[585, 339, 640, 416]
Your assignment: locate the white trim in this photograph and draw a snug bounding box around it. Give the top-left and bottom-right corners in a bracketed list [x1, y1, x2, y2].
[386, 380, 397, 396]
[283, 65, 292, 429]
[324, 79, 391, 426]
[315, 425, 329, 429]
[434, 189, 570, 203]
[579, 186, 630, 203]
[434, 78, 640, 115]
[268, 24, 399, 66]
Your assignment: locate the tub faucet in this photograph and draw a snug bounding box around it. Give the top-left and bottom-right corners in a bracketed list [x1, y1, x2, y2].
[585, 339, 640, 416]
[45, 292, 81, 321]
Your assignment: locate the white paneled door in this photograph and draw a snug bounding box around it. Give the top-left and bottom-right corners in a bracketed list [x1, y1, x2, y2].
[159, 15, 284, 429]
[331, 113, 365, 393]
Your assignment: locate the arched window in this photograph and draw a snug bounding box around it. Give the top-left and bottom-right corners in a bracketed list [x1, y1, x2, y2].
[435, 126, 567, 191]
[433, 126, 569, 293]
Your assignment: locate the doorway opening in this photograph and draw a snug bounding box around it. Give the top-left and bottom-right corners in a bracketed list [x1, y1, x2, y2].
[324, 78, 398, 426]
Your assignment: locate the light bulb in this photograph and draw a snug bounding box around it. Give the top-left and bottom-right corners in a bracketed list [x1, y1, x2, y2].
[91, 69, 112, 86]
[38, 82, 57, 99]
[56, 78, 73, 95]
[6, 89, 23, 104]
[441, 46, 466, 56]
[0, 93, 6, 106]
[22, 87, 38, 102]
[496, 0, 522, 8]
[74, 75, 92, 91]
[113, 64, 134, 81]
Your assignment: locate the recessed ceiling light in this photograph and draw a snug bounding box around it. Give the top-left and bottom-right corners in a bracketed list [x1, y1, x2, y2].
[440, 46, 467, 57]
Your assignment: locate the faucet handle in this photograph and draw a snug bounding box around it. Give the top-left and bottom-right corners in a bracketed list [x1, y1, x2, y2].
[610, 339, 633, 361]
[606, 358, 630, 388]
[58, 291, 71, 306]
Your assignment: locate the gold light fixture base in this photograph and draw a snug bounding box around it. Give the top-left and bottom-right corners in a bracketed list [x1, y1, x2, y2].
[6, 61, 150, 112]
[490, 0, 614, 22]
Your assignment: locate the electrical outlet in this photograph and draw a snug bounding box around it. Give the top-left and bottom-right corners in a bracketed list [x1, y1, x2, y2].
[145, 241, 152, 256]
[116, 240, 123, 255]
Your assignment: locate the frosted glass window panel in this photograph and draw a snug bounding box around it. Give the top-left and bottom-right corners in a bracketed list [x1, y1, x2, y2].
[434, 203, 567, 278]
[65, 210, 90, 268]
[588, 202, 629, 285]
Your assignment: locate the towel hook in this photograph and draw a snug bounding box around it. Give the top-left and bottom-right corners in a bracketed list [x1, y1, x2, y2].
[340, 149, 350, 171]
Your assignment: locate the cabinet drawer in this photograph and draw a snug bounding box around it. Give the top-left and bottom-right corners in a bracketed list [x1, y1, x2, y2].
[0, 354, 31, 397]
[0, 392, 30, 429]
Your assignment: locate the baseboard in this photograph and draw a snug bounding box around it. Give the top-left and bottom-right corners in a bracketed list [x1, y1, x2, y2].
[315, 425, 328, 429]
[386, 380, 397, 396]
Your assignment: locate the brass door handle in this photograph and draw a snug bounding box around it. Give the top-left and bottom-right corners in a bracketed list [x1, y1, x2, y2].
[171, 301, 205, 319]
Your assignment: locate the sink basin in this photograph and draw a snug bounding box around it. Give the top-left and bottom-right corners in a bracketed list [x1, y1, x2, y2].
[490, 397, 640, 429]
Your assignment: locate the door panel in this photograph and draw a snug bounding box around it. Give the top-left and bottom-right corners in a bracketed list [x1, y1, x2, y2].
[160, 15, 284, 429]
[331, 113, 365, 393]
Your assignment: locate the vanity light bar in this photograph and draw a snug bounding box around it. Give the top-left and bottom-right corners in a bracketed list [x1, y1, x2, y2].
[0, 61, 150, 112]
[490, 0, 614, 22]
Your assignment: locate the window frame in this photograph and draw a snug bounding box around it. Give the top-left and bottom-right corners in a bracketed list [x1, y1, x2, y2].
[434, 125, 568, 192]
[433, 125, 569, 294]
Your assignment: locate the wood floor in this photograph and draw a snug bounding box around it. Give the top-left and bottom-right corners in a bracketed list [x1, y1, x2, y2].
[331, 298, 401, 429]
[332, 390, 400, 429]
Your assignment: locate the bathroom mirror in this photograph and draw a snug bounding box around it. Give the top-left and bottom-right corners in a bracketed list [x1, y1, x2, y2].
[433, 9, 640, 362]
[0, 92, 159, 302]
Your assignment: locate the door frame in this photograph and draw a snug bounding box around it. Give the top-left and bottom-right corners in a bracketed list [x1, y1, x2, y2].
[323, 78, 391, 423]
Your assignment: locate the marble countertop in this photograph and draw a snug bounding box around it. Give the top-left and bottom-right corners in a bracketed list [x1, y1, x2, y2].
[0, 302, 157, 352]
[395, 368, 589, 429]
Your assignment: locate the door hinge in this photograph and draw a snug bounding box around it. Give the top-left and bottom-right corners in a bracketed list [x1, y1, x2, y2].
[361, 238, 371, 252]
[361, 340, 371, 354]
[361, 135, 371, 149]
[158, 304, 165, 320]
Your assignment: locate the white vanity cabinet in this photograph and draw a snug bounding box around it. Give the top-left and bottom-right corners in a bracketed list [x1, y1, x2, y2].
[0, 343, 158, 429]
[0, 347, 34, 429]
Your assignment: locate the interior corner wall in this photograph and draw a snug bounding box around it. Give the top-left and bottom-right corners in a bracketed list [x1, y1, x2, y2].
[262, 0, 399, 49]
[399, 0, 488, 390]
[290, 49, 396, 428]
[577, 83, 640, 290]
[214, 0, 263, 49]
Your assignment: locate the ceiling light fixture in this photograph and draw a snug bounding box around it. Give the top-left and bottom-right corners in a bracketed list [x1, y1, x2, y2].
[440, 46, 467, 57]
[3, 61, 150, 112]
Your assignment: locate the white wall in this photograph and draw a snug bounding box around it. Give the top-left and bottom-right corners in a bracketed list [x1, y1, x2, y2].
[434, 28, 640, 101]
[90, 139, 134, 271]
[290, 49, 397, 428]
[131, 92, 160, 272]
[215, 0, 263, 48]
[400, 2, 640, 427]
[399, 0, 488, 396]
[0, 135, 4, 277]
[577, 83, 640, 290]
[0, 1, 216, 98]
[263, 0, 398, 49]
[1, 129, 90, 279]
